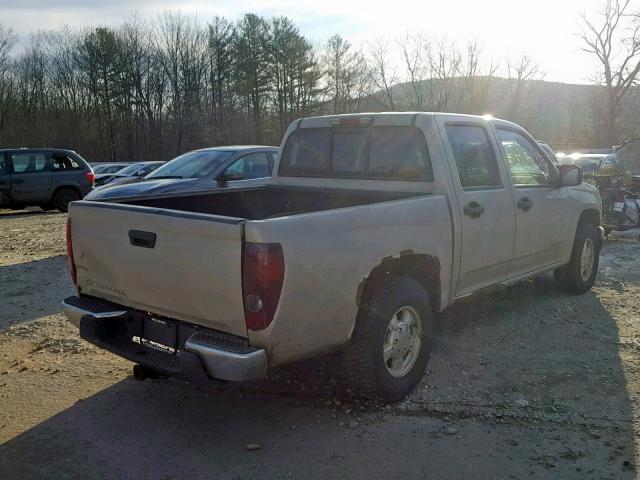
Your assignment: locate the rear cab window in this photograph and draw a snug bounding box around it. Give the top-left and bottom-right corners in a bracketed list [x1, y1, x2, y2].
[280, 126, 432, 181]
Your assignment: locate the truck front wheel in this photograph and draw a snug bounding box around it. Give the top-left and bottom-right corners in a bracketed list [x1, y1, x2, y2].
[554, 222, 601, 294]
[341, 275, 434, 402]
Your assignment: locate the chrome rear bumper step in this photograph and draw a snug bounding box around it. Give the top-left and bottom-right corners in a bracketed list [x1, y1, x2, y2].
[61, 296, 267, 382]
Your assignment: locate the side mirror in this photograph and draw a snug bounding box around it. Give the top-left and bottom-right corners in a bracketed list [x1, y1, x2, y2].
[558, 164, 582, 187]
[215, 171, 244, 187]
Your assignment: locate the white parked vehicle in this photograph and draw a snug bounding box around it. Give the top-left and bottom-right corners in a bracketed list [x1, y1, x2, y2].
[62, 113, 603, 401]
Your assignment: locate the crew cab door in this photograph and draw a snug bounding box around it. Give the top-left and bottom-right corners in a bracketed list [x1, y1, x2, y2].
[0, 153, 10, 207]
[438, 118, 516, 295]
[8, 151, 52, 204]
[494, 127, 571, 278]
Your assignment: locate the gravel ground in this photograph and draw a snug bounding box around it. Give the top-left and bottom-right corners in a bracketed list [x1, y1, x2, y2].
[1, 209, 639, 479]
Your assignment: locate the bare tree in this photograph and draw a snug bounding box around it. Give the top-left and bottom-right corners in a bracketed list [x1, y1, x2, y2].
[13, 35, 49, 146]
[206, 16, 236, 142]
[506, 54, 542, 122]
[457, 39, 498, 114]
[367, 38, 398, 110]
[397, 32, 431, 110]
[580, 0, 640, 145]
[156, 12, 207, 153]
[324, 34, 369, 114]
[268, 16, 321, 136]
[234, 13, 271, 143]
[0, 25, 17, 144]
[120, 17, 167, 160]
[429, 37, 461, 111]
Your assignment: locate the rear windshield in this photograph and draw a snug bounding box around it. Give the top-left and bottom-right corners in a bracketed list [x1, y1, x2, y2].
[279, 126, 432, 181]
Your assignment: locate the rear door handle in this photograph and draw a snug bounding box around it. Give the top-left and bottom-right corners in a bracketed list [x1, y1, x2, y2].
[463, 201, 484, 218]
[129, 230, 157, 249]
[517, 197, 533, 211]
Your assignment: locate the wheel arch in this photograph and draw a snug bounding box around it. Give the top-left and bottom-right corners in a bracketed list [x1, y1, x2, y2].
[578, 208, 601, 227]
[51, 184, 82, 202]
[357, 252, 441, 313]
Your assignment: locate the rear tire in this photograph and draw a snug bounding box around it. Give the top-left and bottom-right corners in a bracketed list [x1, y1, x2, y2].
[53, 188, 80, 213]
[340, 275, 435, 402]
[554, 222, 601, 294]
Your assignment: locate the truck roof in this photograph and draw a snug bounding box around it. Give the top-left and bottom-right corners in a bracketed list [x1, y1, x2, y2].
[296, 112, 520, 130]
[0, 147, 78, 154]
[192, 145, 278, 152]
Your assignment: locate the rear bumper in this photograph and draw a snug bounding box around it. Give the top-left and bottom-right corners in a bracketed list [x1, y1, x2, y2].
[61, 296, 267, 382]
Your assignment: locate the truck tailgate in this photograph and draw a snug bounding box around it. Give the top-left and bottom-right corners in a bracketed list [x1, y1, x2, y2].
[69, 201, 247, 338]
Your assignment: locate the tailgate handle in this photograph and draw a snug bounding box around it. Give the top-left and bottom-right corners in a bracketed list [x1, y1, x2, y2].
[129, 230, 157, 249]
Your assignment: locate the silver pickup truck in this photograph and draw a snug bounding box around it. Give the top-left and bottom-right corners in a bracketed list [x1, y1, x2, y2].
[62, 113, 603, 401]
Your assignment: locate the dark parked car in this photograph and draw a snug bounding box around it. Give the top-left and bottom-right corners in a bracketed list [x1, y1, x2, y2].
[92, 162, 135, 186]
[0, 148, 94, 212]
[91, 162, 132, 174]
[94, 161, 164, 187]
[86, 146, 277, 201]
[561, 153, 617, 174]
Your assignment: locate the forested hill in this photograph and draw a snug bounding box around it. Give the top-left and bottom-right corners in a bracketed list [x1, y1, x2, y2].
[366, 77, 640, 151]
[1, 15, 638, 162]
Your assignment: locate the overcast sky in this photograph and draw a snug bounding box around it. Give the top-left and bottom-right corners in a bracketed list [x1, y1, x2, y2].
[0, 0, 614, 84]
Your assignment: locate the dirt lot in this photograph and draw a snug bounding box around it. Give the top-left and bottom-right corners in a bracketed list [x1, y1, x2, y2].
[1, 209, 640, 479]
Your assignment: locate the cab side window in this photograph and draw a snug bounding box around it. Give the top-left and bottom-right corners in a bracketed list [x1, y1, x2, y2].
[224, 152, 271, 179]
[11, 152, 48, 173]
[497, 129, 550, 186]
[445, 124, 502, 188]
[0, 155, 8, 174]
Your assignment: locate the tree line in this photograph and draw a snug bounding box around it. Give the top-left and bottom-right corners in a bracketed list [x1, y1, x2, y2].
[0, 2, 638, 162]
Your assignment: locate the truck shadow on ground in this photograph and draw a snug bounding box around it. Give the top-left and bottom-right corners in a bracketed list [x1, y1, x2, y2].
[0, 272, 636, 478]
[0, 256, 72, 330]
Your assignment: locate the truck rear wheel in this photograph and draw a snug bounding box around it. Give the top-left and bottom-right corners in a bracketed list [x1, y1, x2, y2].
[53, 188, 80, 213]
[554, 222, 601, 294]
[341, 275, 434, 402]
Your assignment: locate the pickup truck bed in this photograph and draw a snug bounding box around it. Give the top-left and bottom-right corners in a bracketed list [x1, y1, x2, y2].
[120, 185, 420, 219]
[67, 181, 452, 377]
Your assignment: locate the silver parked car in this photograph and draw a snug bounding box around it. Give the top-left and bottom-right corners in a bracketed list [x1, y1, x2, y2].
[86, 146, 278, 201]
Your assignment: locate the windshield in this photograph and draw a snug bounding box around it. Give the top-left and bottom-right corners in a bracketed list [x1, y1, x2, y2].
[116, 163, 161, 176]
[146, 150, 233, 179]
[115, 163, 143, 176]
[95, 164, 128, 174]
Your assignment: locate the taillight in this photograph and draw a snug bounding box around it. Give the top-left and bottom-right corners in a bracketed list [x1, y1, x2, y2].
[242, 242, 284, 331]
[85, 171, 95, 184]
[66, 218, 77, 286]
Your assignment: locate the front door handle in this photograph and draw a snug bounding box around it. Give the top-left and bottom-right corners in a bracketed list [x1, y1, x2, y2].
[517, 197, 533, 211]
[463, 201, 484, 218]
[13, 179, 24, 184]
